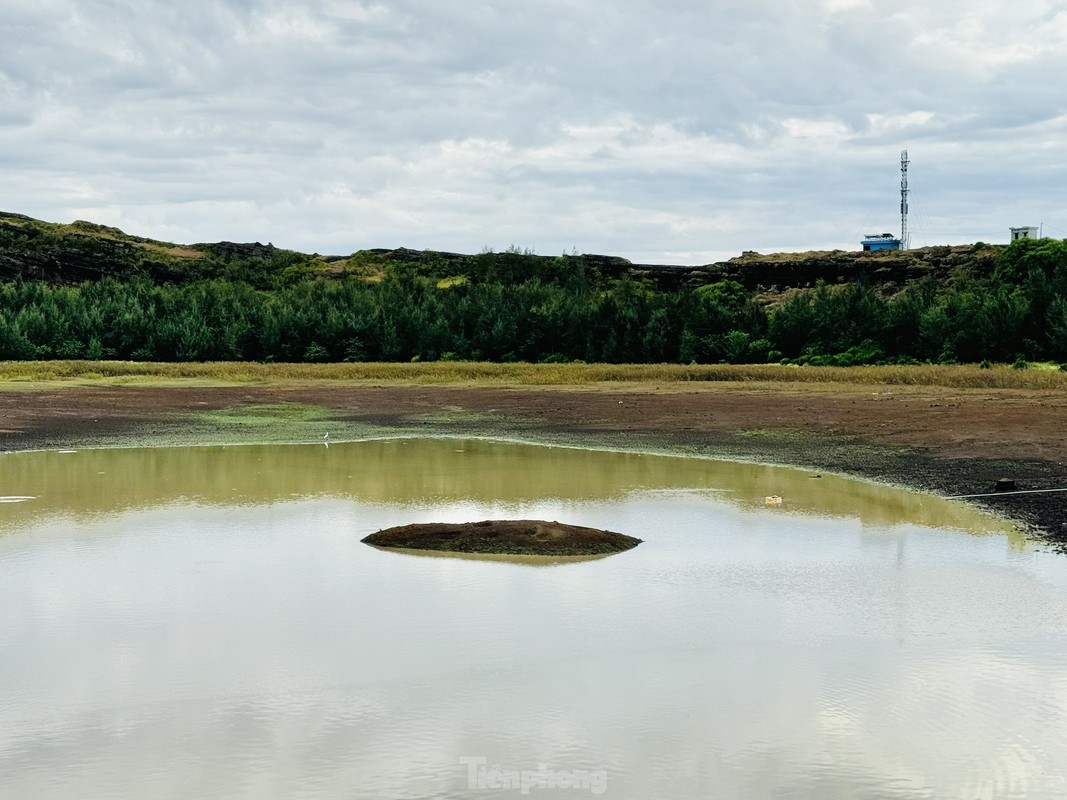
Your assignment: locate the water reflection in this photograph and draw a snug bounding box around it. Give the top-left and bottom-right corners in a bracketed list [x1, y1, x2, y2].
[365, 544, 615, 566]
[0, 437, 1011, 535]
[0, 439, 1063, 799]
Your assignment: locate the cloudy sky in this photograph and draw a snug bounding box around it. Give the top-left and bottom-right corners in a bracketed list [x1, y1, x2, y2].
[2, 0, 1066, 263]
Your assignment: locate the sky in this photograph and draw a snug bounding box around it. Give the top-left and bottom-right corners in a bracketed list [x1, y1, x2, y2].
[2, 0, 1066, 264]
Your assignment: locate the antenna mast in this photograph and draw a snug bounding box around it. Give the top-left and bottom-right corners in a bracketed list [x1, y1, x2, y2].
[900, 148, 909, 250]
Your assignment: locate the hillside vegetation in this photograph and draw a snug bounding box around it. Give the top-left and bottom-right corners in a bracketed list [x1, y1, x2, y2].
[0, 211, 1064, 366]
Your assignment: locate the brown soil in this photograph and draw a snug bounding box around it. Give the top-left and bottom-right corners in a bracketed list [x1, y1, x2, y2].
[363, 520, 642, 556]
[1, 382, 1065, 547]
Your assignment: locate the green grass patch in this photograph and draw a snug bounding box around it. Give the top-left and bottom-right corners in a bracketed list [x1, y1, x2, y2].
[198, 403, 333, 427]
[183, 403, 374, 446]
[435, 275, 469, 289]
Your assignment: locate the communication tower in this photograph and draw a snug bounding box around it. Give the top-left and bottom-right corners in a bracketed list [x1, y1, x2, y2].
[900, 149, 909, 250]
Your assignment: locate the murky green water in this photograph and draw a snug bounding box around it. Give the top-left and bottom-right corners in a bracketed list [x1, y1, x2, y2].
[1, 438, 1066, 799]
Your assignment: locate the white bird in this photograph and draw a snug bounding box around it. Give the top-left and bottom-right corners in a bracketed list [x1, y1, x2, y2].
[323, 431, 329, 440]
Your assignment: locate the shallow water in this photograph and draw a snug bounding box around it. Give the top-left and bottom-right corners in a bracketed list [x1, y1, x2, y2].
[1, 438, 1066, 799]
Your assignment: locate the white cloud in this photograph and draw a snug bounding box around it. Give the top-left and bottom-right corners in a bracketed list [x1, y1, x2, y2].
[1, 0, 1066, 262]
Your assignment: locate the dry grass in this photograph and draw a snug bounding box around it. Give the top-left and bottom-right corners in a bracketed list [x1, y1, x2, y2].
[0, 360, 1064, 390]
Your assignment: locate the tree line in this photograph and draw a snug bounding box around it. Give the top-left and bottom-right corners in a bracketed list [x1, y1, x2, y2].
[1, 238, 1066, 365]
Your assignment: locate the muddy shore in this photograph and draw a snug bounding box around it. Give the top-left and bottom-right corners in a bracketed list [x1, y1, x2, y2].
[1, 382, 1064, 548]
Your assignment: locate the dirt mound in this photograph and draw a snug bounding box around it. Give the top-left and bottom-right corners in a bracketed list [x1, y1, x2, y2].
[362, 519, 642, 556]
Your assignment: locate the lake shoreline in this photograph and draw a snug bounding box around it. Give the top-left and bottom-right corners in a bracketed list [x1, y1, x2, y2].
[1, 380, 1064, 549]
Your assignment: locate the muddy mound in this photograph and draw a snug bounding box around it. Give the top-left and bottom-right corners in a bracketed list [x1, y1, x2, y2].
[362, 520, 641, 556]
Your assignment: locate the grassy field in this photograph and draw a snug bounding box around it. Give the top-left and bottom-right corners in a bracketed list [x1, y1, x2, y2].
[0, 360, 1065, 390]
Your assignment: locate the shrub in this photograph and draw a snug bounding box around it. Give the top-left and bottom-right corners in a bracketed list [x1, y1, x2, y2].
[303, 342, 329, 362]
[831, 340, 885, 367]
[55, 339, 85, 359]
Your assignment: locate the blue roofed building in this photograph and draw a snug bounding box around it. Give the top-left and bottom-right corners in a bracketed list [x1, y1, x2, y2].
[861, 233, 902, 252]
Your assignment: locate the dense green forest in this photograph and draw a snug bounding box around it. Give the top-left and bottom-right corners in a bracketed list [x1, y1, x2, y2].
[1, 223, 1066, 365]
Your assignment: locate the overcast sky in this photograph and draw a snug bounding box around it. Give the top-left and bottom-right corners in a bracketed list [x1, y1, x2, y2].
[2, 0, 1066, 264]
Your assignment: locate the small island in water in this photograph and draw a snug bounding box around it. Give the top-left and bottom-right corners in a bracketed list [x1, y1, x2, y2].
[363, 520, 642, 556]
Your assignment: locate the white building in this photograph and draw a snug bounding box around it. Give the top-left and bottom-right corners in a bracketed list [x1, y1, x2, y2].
[1010, 226, 1039, 241]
